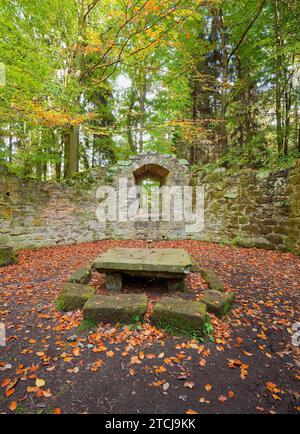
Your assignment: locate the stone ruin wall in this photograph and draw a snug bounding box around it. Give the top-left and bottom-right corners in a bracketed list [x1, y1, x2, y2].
[0, 153, 299, 255]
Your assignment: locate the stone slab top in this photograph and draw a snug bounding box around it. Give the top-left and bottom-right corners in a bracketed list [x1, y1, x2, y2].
[92, 248, 193, 276]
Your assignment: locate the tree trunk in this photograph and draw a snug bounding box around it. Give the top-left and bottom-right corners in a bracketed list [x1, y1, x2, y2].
[67, 125, 80, 177]
[219, 9, 228, 150]
[8, 126, 13, 163]
[274, 0, 283, 154]
[64, 0, 86, 178]
[127, 89, 136, 152]
[138, 71, 147, 153]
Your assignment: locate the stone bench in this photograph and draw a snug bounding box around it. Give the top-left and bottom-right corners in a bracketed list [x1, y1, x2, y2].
[152, 297, 207, 337]
[83, 293, 148, 324]
[92, 248, 193, 292]
[58, 283, 96, 311]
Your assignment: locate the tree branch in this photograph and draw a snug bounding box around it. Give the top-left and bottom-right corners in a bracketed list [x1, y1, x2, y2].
[228, 0, 266, 62]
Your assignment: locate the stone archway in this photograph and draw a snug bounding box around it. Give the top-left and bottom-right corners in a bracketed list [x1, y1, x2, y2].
[108, 152, 189, 186]
[133, 164, 170, 186]
[105, 152, 190, 240]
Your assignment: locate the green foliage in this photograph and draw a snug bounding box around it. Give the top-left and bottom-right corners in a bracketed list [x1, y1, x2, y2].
[204, 318, 214, 338]
[128, 315, 143, 331]
[77, 319, 97, 332]
[0, 0, 299, 176]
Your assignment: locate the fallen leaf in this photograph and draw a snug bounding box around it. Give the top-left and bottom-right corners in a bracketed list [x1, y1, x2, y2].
[35, 378, 45, 388]
[53, 408, 62, 414]
[9, 400, 17, 411]
[184, 381, 195, 389]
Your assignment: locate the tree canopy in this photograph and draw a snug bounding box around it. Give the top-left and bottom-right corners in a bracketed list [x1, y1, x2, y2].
[0, 0, 299, 180]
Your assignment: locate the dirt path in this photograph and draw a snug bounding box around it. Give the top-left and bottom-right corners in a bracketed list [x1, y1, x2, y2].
[0, 240, 299, 414]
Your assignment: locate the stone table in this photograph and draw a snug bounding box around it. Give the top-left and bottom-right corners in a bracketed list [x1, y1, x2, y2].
[92, 248, 193, 292]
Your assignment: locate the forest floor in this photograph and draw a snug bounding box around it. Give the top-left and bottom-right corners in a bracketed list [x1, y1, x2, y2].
[0, 240, 299, 414]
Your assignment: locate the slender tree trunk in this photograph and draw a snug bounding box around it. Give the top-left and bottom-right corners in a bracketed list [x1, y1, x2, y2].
[67, 125, 80, 177]
[138, 71, 147, 153]
[127, 89, 135, 152]
[51, 129, 61, 182]
[283, 78, 292, 156]
[63, 129, 70, 179]
[8, 125, 13, 163]
[219, 9, 228, 150]
[274, 0, 283, 154]
[190, 81, 198, 164]
[64, 0, 86, 178]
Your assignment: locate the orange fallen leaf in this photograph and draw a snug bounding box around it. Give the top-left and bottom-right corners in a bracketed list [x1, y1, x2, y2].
[6, 388, 15, 397]
[1, 378, 10, 388]
[9, 400, 17, 411]
[53, 408, 62, 414]
[106, 351, 115, 358]
[146, 353, 156, 360]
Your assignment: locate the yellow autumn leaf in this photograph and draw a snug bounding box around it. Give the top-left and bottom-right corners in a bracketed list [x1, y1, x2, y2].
[35, 378, 45, 388]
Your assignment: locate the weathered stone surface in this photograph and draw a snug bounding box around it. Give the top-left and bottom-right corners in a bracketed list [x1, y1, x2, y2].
[0, 245, 18, 267]
[106, 272, 123, 292]
[200, 268, 225, 292]
[93, 248, 193, 277]
[201, 290, 235, 318]
[68, 266, 92, 284]
[152, 297, 207, 337]
[59, 283, 96, 312]
[83, 294, 148, 324]
[0, 153, 300, 255]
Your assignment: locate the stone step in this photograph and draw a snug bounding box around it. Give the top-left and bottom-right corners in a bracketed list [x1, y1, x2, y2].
[68, 265, 92, 285]
[201, 290, 235, 318]
[152, 297, 207, 337]
[59, 283, 96, 311]
[83, 294, 148, 324]
[200, 268, 225, 292]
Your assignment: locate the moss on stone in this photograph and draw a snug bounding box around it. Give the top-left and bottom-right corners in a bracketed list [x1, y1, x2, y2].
[199, 268, 225, 292]
[0, 246, 18, 267]
[68, 266, 92, 284]
[201, 290, 235, 318]
[83, 294, 148, 324]
[58, 283, 96, 312]
[152, 297, 207, 338]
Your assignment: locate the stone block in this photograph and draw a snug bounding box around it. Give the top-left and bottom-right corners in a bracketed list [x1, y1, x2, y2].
[59, 283, 96, 311]
[105, 272, 123, 291]
[201, 290, 235, 318]
[83, 294, 148, 324]
[152, 297, 207, 337]
[68, 265, 92, 284]
[200, 268, 224, 292]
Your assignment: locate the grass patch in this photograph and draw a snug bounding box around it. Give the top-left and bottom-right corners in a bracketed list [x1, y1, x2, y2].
[77, 319, 97, 332]
[54, 296, 65, 312]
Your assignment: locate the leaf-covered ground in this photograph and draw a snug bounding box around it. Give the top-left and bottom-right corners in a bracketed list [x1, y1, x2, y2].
[0, 240, 299, 414]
